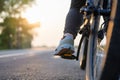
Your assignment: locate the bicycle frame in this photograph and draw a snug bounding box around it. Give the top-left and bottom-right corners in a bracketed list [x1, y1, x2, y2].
[76, 0, 112, 80]
[76, 0, 111, 61]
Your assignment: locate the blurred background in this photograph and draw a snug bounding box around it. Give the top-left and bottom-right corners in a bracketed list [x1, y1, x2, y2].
[0, 0, 81, 50]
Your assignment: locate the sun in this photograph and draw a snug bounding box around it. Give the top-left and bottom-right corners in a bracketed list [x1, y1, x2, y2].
[22, 5, 40, 24]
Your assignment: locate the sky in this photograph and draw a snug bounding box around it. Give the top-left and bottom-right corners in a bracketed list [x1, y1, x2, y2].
[22, 0, 81, 47]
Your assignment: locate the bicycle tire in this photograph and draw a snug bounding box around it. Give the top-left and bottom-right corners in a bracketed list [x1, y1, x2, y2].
[85, 15, 101, 80]
[85, 0, 103, 80]
[78, 35, 88, 70]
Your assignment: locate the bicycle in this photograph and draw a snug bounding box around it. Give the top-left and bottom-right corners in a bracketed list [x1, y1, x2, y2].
[74, 0, 119, 80]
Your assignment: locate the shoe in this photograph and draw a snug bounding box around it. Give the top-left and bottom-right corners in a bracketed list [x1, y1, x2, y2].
[54, 34, 76, 60]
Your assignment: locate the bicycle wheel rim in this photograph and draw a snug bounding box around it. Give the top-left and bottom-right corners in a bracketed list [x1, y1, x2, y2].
[85, 14, 101, 80]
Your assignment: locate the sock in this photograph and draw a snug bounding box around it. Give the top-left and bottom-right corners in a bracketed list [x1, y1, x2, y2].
[64, 33, 74, 40]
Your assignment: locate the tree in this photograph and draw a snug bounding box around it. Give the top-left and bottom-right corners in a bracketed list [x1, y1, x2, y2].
[0, 0, 39, 49]
[0, 0, 35, 17]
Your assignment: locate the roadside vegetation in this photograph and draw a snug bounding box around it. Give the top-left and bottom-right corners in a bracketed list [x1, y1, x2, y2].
[0, 0, 39, 50]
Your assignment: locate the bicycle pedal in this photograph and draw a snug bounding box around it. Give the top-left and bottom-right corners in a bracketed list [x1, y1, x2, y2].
[61, 54, 76, 60]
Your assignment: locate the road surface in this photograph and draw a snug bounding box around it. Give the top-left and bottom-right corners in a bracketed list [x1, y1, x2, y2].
[0, 48, 85, 80]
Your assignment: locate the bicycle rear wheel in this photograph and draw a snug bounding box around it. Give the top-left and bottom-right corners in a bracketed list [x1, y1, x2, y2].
[78, 35, 88, 70]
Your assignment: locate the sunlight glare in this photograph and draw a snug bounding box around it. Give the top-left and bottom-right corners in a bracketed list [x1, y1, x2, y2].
[22, 0, 71, 47]
[22, 6, 40, 24]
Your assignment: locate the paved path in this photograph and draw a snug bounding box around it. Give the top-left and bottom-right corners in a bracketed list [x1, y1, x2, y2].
[0, 48, 85, 80]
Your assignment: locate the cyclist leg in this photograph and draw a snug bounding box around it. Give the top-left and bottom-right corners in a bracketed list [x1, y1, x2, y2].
[54, 0, 86, 59]
[64, 0, 86, 38]
[100, 0, 120, 79]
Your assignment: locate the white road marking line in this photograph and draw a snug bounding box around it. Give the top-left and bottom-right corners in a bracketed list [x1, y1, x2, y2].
[0, 53, 26, 58]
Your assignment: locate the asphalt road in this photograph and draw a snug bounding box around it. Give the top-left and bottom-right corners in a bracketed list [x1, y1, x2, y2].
[0, 48, 85, 80]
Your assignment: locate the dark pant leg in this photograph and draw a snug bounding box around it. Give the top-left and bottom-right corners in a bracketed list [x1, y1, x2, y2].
[64, 0, 86, 38]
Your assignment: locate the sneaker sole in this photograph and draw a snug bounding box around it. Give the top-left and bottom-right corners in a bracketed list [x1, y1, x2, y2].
[54, 48, 74, 56]
[54, 48, 76, 60]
